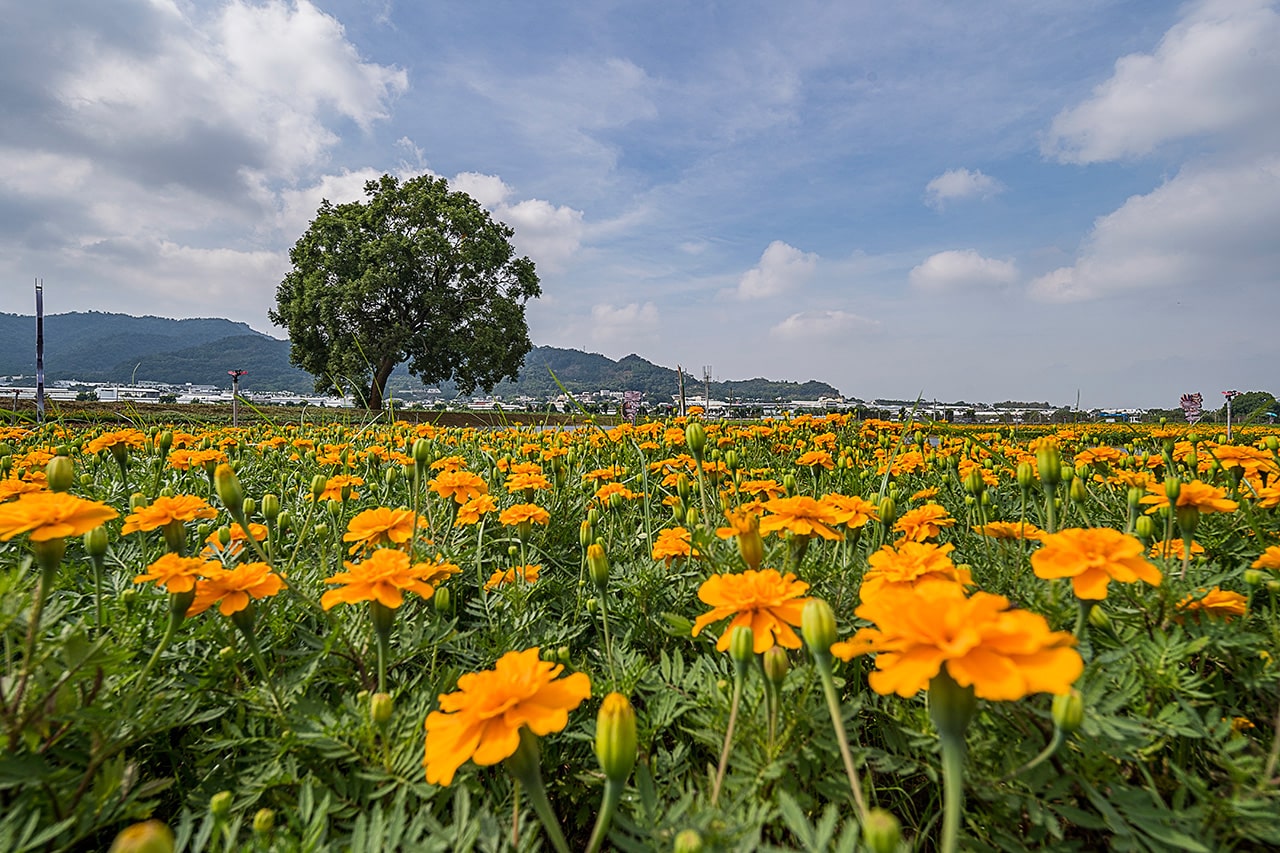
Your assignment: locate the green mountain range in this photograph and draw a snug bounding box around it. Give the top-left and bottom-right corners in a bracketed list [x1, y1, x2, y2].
[0, 311, 842, 401]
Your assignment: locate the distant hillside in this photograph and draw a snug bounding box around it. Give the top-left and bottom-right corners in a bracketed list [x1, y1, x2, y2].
[0, 313, 843, 400]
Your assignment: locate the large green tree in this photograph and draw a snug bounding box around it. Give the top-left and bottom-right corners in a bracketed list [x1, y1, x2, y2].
[270, 174, 541, 410]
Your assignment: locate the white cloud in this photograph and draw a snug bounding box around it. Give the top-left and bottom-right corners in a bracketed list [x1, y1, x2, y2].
[734, 241, 818, 299]
[589, 302, 660, 346]
[1044, 0, 1280, 163]
[770, 310, 878, 341]
[1030, 156, 1280, 301]
[909, 250, 1018, 292]
[924, 168, 1005, 209]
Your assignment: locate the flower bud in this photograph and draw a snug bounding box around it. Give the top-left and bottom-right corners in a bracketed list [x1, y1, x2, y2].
[109, 821, 175, 853]
[214, 463, 245, 515]
[861, 808, 903, 853]
[729, 624, 755, 665]
[311, 474, 328, 501]
[801, 598, 837, 657]
[685, 422, 707, 460]
[130, 492, 148, 511]
[369, 692, 394, 728]
[241, 496, 256, 518]
[579, 519, 595, 549]
[45, 455, 74, 492]
[1088, 605, 1111, 630]
[1069, 477, 1088, 504]
[673, 829, 704, 853]
[877, 495, 897, 527]
[595, 692, 638, 783]
[434, 586, 451, 614]
[1134, 515, 1156, 541]
[1052, 688, 1085, 733]
[685, 507, 698, 527]
[724, 449, 740, 472]
[587, 542, 610, 590]
[762, 645, 789, 688]
[1243, 569, 1265, 586]
[252, 808, 274, 835]
[84, 525, 109, 558]
[1164, 477, 1181, 505]
[783, 473, 798, 496]
[261, 493, 280, 521]
[963, 467, 985, 497]
[676, 473, 691, 501]
[210, 791, 232, 820]
[1036, 442, 1061, 488]
[737, 524, 764, 572]
[1264, 436, 1279, 453]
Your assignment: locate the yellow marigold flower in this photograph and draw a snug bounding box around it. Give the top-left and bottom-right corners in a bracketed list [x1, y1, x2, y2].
[429, 455, 467, 473]
[322, 548, 441, 609]
[85, 428, 147, 455]
[583, 465, 626, 483]
[1251, 482, 1280, 509]
[892, 503, 955, 542]
[737, 479, 786, 499]
[690, 568, 811, 654]
[1176, 587, 1247, 621]
[795, 450, 835, 470]
[861, 541, 972, 602]
[342, 506, 423, 555]
[758, 496, 843, 541]
[454, 494, 498, 526]
[973, 520, 1045, 541]
[594, 482, 641, 504]
[832, 586, 1082, 700]
[133, 553, 217, 594]
[1031, 527, 1162, 601]
[484, 564, 541, 591]
[167, 448, 227, 472]
[430, 470, 488, 504]
[651, 526, 699, 564]
[820, 493, 879, 529]
[418, 557, 463, 586]
[121, 495, 217, 534]
[1139, 479, 1238, 514]
[0, 491, 119, 542]
[1251, 545, 1280, 571]
[1210, 444, 1277, 479]
[187, 562, 284, 616]
[910, 487, 940, 502]
[1149, 538, 1205, 560]
[0, 476, 45, 502]
[422, 647, 591, 786]
[313, 474, 365, 502]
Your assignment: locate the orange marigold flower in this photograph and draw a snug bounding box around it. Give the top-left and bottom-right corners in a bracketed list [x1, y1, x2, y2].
[200, 522, 269, 560]
[429, 455, 468, 473]
[1149, 538, 1205, 560]
[313, 474, 365, 502]
[1251, 482, 1280, 509]
[1139, 479, 1238, 514]
[795, 450, 835, 470]
[651, 526, 699, 564]
[0, 491, 119, 542]
[715, 506, 763, 540]
[343, 506, 423, 555]
[832, 586, 1083, 700]
[454, 494, 498, 526]
[85, 428, 147, 456]
[187, 562, 284, 616]
[505, 471, 552, 493]
[893, 503, 955, 542]
[321, 548, 441, 609]
[430, 470, 488, 504]
[121, 494, 217, 534]
[691, 568, 811, 654]
[484, 564, 541, 591]
[133, 553, 217, 594]
[498, 503, 551, 527]
[910, 487, 940, 502]
[1251, 545, 1280, 571]
[737, 479, 786, 499]
[1031, 527, 1162, 601]
[758, 496, 843, 541]
[168, 448, 227, 471]
[820, 493, 879, 529]
[861, 541, 972, 602]
[973, 520, 1045, 541]
[1176, 587, 1247, 621]
[594, 482, 641, 504]
[423, 647, 591, 786]
[0, 477, 45, 502]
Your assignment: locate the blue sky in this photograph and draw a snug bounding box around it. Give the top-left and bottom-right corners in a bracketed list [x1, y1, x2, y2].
[2, 0, 1277, 407]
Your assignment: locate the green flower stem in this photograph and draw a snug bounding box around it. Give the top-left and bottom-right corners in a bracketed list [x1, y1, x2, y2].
[10, 553, 62, 730]
[1073, 600, 1094, 640]
[371, 601, 395, 694]
[938, 732, 967, 853]
[813, 653, 870, 821]
[710, 665, 745, 807]
[228, 506, 272, 567]
[1042, 483, 1058, 534]
[597, 596, 619, 690]
[123, 588, 194, 712]
[503, 728, 571, 853]
[231, 604, 286, 715]
[585, 777, 625, 853]
[89, 552, 106, 631]
[1000, 728, 1066, 782]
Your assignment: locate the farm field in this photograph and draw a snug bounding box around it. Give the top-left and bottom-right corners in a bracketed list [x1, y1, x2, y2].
[2, 413, 1279, 852]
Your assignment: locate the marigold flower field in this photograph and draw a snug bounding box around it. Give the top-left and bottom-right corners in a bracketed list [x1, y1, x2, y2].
[2, 414, 1280, 851]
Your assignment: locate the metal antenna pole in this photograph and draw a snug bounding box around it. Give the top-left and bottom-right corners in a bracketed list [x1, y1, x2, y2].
[35, 279, 45, 424]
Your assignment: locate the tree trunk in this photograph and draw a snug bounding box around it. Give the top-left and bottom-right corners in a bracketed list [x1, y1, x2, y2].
[368, 358, 396, 410]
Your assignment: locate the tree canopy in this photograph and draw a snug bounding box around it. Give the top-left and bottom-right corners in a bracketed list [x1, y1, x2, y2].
[270, 174, 541, 409]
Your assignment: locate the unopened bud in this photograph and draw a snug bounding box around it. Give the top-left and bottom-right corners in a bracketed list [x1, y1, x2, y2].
[762, 645, 789, 688]
[261, 493, 280, 521]
[595, 692, 638, 783]
[434, 586, 451, 614]
[587, 542, 609, 590]
[579, 519, 595, 549]
[1052, 689, 1085, 733]
[311, 474, 328, 501]
[84, 525, 109, 558]
[1134, 515, 1156, 541]
[214, 463, 245, 514]
[685, 422, 707, 460]
[130, 492, 148, 511]
[45, 455, 74, 492]
[210, 791, 232, 820]
[241, 496, 256, 517]
[1036, 443, 1062, 488]
[252, 808, 274, 835]
[1164, 477, 1181, 505]
[109, 821, 175, 853]
[729, 624, 755, 666]
[369, 692, 394, 728]
[673, 829, 704, 853]
[801, 598, 837, 657]
[861, 808, 902, 853]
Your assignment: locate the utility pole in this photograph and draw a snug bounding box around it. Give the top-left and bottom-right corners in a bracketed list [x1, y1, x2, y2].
[702, 365, 712, 413]
[228, 370, 247, 427]
[35, 279, 45, 424]
[1223, 390, 1239, 441]
[676, 365, 686, 417]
